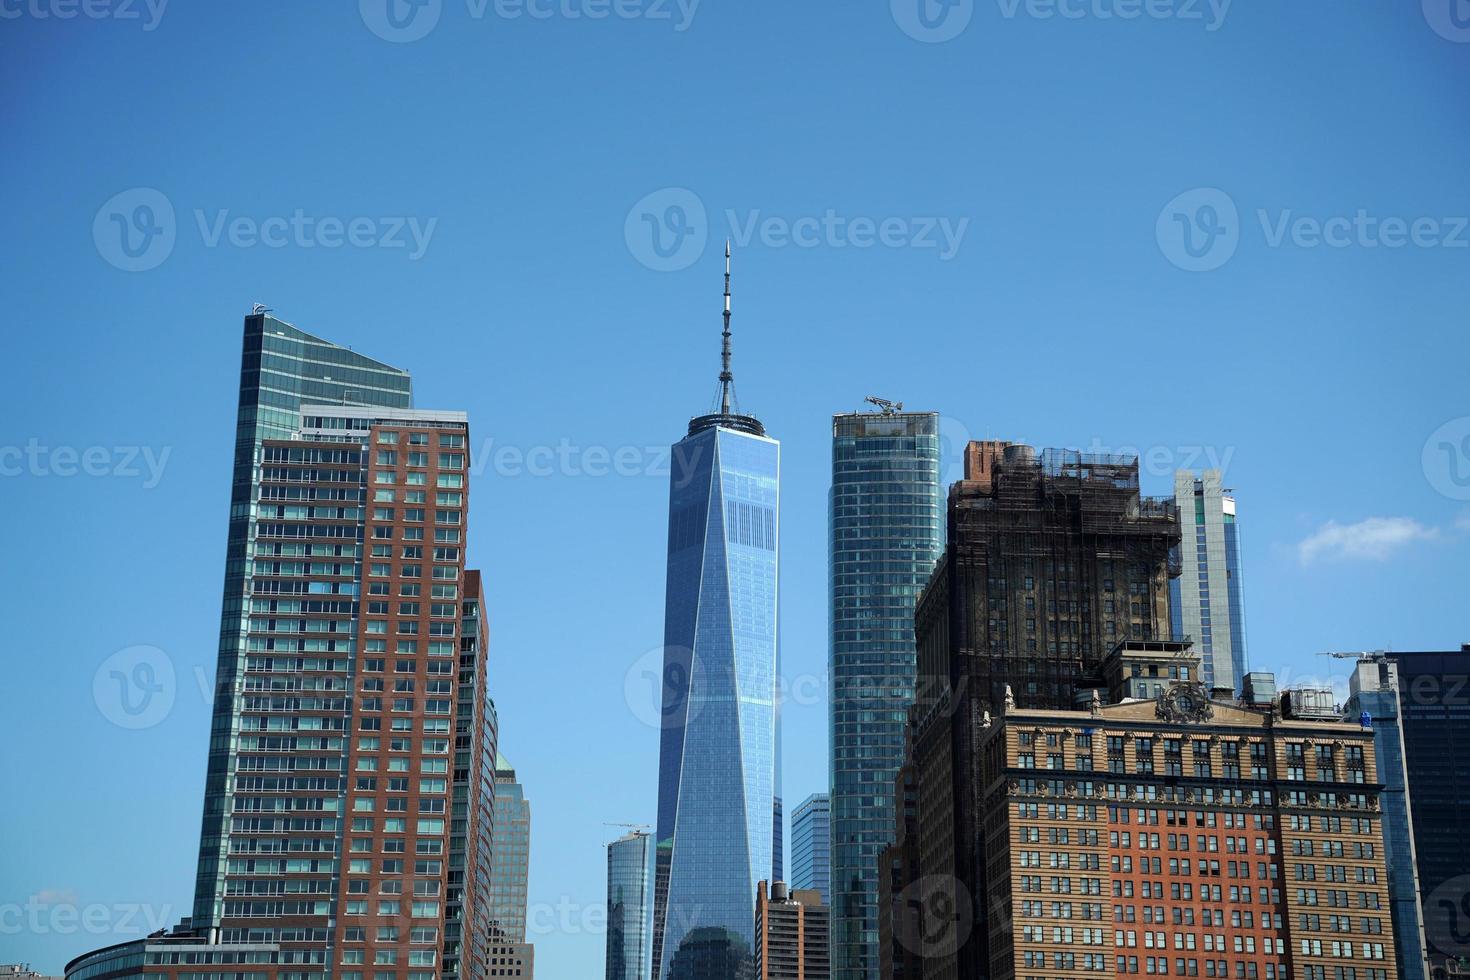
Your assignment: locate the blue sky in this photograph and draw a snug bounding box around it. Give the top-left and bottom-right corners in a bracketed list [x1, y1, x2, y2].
[3, 2, 1469, 976]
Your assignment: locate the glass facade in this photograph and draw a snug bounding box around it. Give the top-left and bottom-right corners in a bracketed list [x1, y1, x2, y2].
[606, 831, 655, 980]
[790, 792, 832, 906]
[827, 412, 943, 980]
[193, 313, 414, 929]
[652, 420, 780, 980]
[1384, 649, 1470, 975]
[489, 755, 532, 943]
[1346, 659, 1428, 980]
[1169, 470, 1248, 695]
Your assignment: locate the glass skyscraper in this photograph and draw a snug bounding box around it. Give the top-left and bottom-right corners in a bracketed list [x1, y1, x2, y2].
[1381, 648, 1470, 975]
[607, 831, 656, 980]
[651, 248, 781, 980]
[827, 409, 943, 980]
[790, 793, 831, 907]
[489, 754, 532, 943]
[1346, 658, 1429, 980]
[1169, 470, 1248, 695]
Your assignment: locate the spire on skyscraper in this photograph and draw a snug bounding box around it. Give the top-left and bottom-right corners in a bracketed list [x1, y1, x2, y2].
[719, 240, 735, 415]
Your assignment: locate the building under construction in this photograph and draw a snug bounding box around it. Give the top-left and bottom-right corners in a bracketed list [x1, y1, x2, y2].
[905, 440, 1184, 980]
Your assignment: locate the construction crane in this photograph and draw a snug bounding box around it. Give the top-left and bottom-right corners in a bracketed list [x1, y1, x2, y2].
[865, 395, 904, 415]
[1317, 650, 1389, 662]
[603, 822, 650, 832]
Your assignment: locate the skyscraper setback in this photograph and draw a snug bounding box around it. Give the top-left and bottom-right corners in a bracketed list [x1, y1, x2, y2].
[827, 406, 943, 980]
[651, 249, 781, 980]
[67, 311, 499, 980]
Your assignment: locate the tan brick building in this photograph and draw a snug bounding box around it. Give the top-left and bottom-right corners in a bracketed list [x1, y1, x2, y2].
[977, 688, 1395, 980]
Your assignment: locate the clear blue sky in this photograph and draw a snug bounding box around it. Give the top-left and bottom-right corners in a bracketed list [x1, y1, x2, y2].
[3, 3, 1469, 977]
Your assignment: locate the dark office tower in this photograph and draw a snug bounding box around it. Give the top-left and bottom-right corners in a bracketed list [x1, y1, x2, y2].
[607, 831, 656, 980]
[827, 405, 943, 980]
[1347, 657, 1428, 980]
[1380, 648, 1470, 977]
[908, 441, 1181, 980]
[449, 571, 498, 980]
[195, 311, 414, 929]
[652, 248, 780, 980]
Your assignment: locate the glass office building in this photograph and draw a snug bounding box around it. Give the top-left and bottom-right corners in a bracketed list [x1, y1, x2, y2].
[790, 793, 831, 907]
[489, 754, 532, 943]
[827, 410, 943, 980]
[1346, 658, 1429, 980]
[607, 831, 656, 980]
[652, 413, 780, 980]
[1383, 648, 1470, 975]
[1169, 470, 1248, 695]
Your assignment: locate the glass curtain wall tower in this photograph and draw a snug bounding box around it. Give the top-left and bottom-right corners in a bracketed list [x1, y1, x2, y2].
[790, 793, 831, 907]
[1169, 470, 1248, 694]
[828, 408, 943, 980]
[652, 247, 781, 980]
[607, 831, 656, 980]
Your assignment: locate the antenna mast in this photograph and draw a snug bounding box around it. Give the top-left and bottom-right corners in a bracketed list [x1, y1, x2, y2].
[719, 241, 734, 414]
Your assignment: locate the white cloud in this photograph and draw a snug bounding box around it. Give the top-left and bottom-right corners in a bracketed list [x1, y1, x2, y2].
[1297, 517, 1439, 564]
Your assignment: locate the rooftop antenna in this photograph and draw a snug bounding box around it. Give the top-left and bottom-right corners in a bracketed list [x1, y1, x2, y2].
[719, 241, 735, 415]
